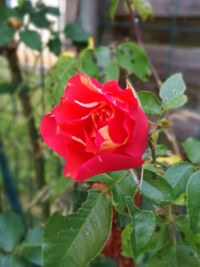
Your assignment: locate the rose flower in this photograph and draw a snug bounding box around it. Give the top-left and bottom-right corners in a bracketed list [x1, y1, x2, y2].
[40, 73, 148, 181]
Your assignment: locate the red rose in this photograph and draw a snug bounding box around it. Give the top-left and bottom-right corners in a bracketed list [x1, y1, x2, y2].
[40, 73, 148, 181]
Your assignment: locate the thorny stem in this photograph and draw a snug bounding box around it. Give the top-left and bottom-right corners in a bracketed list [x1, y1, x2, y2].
[165, 129, 181, 156]
[139, 165, 144, 188]
[130, 169, 140, 188]
[125, 0, 142, 44]
[125, 0, 162, 89]
[148, 138, 156, 162]
[125, 0, 182, 157]
[168, 205, 177, 246]
[130, 166, 144, 190]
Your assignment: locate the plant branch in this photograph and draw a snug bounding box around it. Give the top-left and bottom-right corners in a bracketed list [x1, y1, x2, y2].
[168, 205, 177, 246]
[4, 45, 50, 221]
[125, 0, 162, 89]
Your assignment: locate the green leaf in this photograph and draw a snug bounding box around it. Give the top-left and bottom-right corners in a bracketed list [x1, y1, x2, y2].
[176, 217, 200, 255]
[0, 23, 15, 47]
[42, 6, 60, 16]
[148, 245, 200, 267]
[95, 47, 119, 81]
[148, 245, 177, 267]
[125, 197, 156, 257]
[141, 169, 173, 203]
[138, 91, 162, 115]
[0, 7, 9, 23]
[0, 210, 25, 252]
[183, 137, 200, 164]
[186, 171, 200, 232]
[132, 0, 153, 20]
[24, 227, 43, 246]
[43, 190, 112, 267]
[111, 172, 136, 213]
[80, 47, 119, 82]
[80, 49, 99, 79]
[0, 7, 22, 23]
[162, 94, 187, 111]
[155, 144, 168, 157]
[116, 42, 151, 81]
[52, 178, 74, 198]
[121, 224, 134, 257]
[19, 1, 33, 15]
[91, 256, 117, 267]
[110, 0, 119, 20]
[89, 170, 136, 213]
[48, 37, 61, 56]
[176, 245, 200, 267]
[45, 55, 79, 108]
[1, 255, 37, 267]
[131, 209, 156, 256]
[1, 255, 25, 267]
[64, 22, 89, 43]
[89, 170, 131, 185]
[31, 11, 50, 28]
[22, 227, 43, 265]
[159, 73, 186, 105]
[22, 246, 41, 266]
[148, 218, 170, 252]
[0, 254, 4, 267]
[164, 162, 195, 199]
[20, 30, 42, 51]
[70, 189, 88, 212]
[17, 0, 25, 7]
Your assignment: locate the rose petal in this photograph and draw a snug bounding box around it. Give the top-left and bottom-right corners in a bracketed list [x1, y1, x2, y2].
[40, 114, 68, 158]
[53, 98, 91, 124]
[102, 81, 138, 113]
[72, 153, 143, 181]
[58, 121, 86, 147]
[95, 125, 117, 151]
[123, 106, 148, 157]
[64, 73, 105, 104]
[63, 141, 92, 178]
[108, 110, 129, 145]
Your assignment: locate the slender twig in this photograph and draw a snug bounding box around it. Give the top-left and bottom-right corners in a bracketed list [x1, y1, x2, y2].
[139, 165, 144, 189]
[25, 185, 50, 210]
[164, 129, 181, 156]
[168, 205, 177, 246]
[5, 45, 50, 221]
[130, 169, 140, 188]
[125, 0, 162, 89]
[148, 138, 156, 162]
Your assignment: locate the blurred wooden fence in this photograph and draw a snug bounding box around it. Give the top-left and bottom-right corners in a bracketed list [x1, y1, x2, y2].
[145, 0, 200, 87]
[18, 0, 200, 90]
[101, 0, 200, 90]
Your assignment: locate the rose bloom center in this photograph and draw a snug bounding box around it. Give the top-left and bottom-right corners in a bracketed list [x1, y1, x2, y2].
[92, 105, 114, 128]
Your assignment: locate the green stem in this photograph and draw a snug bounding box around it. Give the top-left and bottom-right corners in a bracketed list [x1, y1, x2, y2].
[125, 0, 162, 89]
[149, 138, 156, 163]
[168, 205, 176, 246]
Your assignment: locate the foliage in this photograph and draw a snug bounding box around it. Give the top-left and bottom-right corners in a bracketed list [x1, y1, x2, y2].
[0, 1, 60, 54]
[43, 190, 112, 267]
[45, 43, 151, 108]
[110, 0, 152, 20]
[0, 211, 43, 267]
